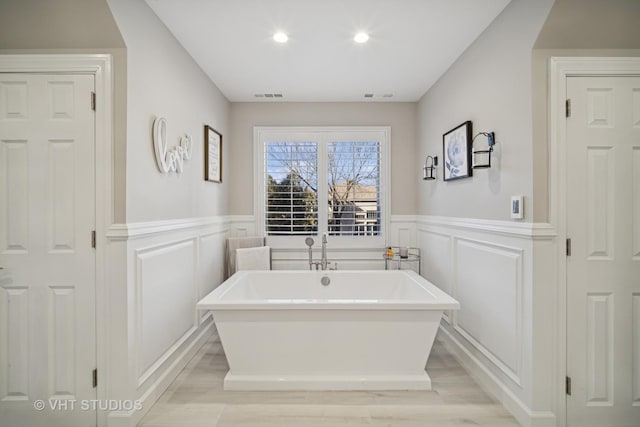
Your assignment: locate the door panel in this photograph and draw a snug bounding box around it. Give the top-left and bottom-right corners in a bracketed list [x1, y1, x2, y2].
[566, 76, 640, 426]
[0, 73, 96, 427]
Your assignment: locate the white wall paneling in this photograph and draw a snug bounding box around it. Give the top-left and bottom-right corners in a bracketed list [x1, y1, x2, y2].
[390, 215, 419, 248]
[419, 230, 452, 323]
[416, 215, 556, 427]
[198, 231, 225, 306]
[452, 237, 523, 383]
[271, 247, 387, 271]
[227, 215, 257, 238]
[135, 238, 197, 385]
[229, 215, 419, 271]
[105, 216, 229, 426]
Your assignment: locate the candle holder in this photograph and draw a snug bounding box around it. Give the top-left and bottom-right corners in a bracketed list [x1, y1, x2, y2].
[472, 132, 495, 169]
[423, 155, 438, 180]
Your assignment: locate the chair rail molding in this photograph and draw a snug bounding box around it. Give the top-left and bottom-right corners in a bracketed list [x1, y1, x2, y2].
[106, 216, 231, 240]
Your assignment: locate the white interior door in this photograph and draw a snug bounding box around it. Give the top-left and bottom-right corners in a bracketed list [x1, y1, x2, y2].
[566, 75, 640, 426]
[0, 73, 96, 427]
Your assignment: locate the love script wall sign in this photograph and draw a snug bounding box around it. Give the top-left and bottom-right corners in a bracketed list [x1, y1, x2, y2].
[152, 117, 193, 173]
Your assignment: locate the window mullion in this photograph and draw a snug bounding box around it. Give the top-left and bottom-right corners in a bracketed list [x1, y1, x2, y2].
[317, 134, 328, 236]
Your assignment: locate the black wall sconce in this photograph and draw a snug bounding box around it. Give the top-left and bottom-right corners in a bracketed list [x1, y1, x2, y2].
[423, 155, 438, 180]
[472, 131, 495, 169]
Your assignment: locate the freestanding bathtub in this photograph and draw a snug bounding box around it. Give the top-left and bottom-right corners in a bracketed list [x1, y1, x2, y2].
[197, 270, 459, 391]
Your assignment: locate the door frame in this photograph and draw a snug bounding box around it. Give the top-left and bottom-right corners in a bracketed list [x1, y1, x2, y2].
[549, 56, 640, 427]
[0, 54, 113, 427]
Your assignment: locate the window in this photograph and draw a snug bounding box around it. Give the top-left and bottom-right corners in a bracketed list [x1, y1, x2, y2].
[264, 141, 318, 235]
[255, 127, 390, 248]
[327, 140, 381, 236]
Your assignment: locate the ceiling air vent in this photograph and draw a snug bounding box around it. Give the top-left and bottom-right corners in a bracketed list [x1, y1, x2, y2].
[364, 93, 393, 99]
[254, 93, 284, 98]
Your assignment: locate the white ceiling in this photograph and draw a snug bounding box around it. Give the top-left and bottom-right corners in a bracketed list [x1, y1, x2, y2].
[146, 0, 512, 102]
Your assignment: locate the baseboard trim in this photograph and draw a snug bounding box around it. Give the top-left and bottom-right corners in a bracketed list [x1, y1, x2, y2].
[438, 326, 556, 427]
[106, 318, 215, 427]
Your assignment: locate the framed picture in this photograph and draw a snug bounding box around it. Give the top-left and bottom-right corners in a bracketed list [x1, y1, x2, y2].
[204, 125, 222, 182]
[443, 121, 472, 181]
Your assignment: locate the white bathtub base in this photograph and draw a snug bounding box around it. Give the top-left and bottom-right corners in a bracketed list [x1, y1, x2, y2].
[223, 372, 432, 391]
[197, 271, 460, 393]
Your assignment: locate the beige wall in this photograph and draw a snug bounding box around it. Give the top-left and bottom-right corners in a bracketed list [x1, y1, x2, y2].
[0, 0, 128, 222]
[531, 0, 640, 221]
[0, 0, 125, 50]
[534, 0, 640, 50]
[417, 0, 554, 222]
[107, 0, 230, 222]
[228, 102, 418, 216]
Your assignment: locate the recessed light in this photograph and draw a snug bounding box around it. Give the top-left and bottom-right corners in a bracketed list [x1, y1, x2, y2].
[354, 32, 369, 44]
[273, 32, 288, 43]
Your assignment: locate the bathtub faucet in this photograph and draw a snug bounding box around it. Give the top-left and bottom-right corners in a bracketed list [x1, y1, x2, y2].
[321, 232, 329, 270]
[305, 237, 321, 270]
[304, 234, 336, 270]
[320, 233, 337, 270]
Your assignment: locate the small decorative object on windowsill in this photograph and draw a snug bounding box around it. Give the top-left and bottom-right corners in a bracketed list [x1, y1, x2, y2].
[386, 247, 395, 259]
[423, 155, 438, 180]
[472, 131, 495, 169]
[399, 247, 409, 258]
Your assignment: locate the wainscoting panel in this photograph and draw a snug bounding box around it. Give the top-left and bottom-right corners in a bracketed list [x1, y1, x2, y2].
[228, 215, 257, 238]
[420, 230, 451, 295]
[453, 237, 522, 381]
[416, 215, 556, 427]
[271, 247, 386, 271]
[106, 216, 230, 426]
[135, 238, 197, 382]
[198, 230, 226, 322]
[230, 215, 419, 271]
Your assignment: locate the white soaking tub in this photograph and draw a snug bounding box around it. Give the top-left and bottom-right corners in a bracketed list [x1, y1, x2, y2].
[197, 270, 459, 391]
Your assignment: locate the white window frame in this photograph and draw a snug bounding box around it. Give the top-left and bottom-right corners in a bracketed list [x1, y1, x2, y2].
[254, 126, 390, 250]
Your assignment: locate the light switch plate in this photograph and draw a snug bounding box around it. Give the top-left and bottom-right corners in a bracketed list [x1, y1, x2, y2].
[511, 196, 524, 219]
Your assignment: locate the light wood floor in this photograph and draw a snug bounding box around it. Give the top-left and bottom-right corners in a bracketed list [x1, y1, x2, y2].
[138, 332, 521, 427]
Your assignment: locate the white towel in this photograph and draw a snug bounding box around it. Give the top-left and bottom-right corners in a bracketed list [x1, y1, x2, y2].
[235, 246, 271, 271]
[225, 237, 265, 278]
